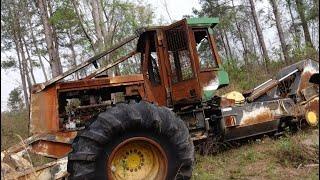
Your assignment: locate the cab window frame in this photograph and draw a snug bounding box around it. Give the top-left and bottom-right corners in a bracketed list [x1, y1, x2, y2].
[192, 28, 219, 72]
[145, 32, 162, 86]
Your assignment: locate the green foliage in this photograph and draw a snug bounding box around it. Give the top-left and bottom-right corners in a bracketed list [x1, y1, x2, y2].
[49, 3, 78, 30]
[1, 58, 17, 69]
[7, 87, 24, 112]
[222, 59, 261, 91]
[290, 44, 319, 61]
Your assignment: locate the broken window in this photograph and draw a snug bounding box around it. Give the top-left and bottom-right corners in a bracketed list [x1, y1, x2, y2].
[193, 29, 217, 70]
[166, 26, 194, 83]
[145, 33, 161, 85]
[148, 52, 161, 85]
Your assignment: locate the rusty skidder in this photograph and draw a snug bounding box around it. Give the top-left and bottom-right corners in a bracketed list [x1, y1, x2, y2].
[1, 18, 319, 180]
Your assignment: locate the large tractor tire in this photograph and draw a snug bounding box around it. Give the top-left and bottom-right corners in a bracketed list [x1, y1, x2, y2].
[67, 101, 194, 180]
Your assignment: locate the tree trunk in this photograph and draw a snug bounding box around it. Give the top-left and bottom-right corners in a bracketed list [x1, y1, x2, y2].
[219, 29, 230, 60]
[270, 0, 290, 64]
[249, 0, 270, 71]
[71, 0, 95, 51]
[47, 0, 63, 73]
[17, 35, 32, 95]
[22, 37, 36, 84]
[30, 26, 48, 81]
[223, 29, 233, 60]
[232, 0, 249, 65]
[13, 36, 29, 110]
[13, 12, 33, 94]
[38, 0, 63, 77]
[286, 0, 301, 50]
[245, 9, 258, 57]
[249, 20, 258, 57]
[10, 1, 30, 112]
[68, 30, 80, 80]
[295, 0, 315, 49]
[24, 0, 48, 81]
[90, 0, 104, 52]
[97, 0, 108, 44]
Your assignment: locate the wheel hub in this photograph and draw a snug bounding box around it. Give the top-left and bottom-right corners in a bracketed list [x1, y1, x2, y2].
[107, 137, 167, 180]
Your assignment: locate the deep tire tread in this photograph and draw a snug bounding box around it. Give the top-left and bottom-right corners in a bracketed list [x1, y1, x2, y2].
[67, 101, 194, 180]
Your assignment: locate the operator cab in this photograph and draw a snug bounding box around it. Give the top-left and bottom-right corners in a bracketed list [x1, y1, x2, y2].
[137, 18, 229, 108]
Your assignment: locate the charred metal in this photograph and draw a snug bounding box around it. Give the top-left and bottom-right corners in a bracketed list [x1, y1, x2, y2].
[1, 17, 319, 179]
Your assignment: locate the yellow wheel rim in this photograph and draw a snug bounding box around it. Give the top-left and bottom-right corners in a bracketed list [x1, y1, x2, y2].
[306, 111, 318, 127]
[107, 137, 168, 180]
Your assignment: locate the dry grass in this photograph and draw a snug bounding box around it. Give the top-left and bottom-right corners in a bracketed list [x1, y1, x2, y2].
[192, 129, 319, 180]
[1, 111, 53, 166]
[1, 110, 29, 151]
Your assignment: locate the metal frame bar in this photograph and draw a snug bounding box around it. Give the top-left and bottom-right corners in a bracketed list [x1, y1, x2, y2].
[35, 31, 144, 92]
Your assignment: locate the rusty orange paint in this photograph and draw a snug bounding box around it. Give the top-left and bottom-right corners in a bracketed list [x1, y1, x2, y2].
[29, 131, 76, 159]
[31, 141, 71, 159]
[225, 116, 236, 127]
[239, 108, 274, 127]
[51, 131, 77, 143]
[30, 85, 59, 134]
[125, 85, 143, 96]
[220, 97, 235, 108]
[162, 20, 202, 105]
[57, 74, 144, 91]
[3, 132, 77, 160]
[298, 70, 314, 95]
[140, 33, 167, 106]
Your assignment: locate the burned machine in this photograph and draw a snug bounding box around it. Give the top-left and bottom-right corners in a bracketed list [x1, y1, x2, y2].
[1, 18, 319, 180]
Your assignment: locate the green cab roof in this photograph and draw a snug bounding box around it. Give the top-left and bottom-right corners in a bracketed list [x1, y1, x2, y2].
[186, 17, 219, 28]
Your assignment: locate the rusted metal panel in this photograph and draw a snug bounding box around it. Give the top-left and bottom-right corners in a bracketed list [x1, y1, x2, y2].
[156, 30, 172, 106]
[198, 71, 216, 86]
[269, 59, 318, 98]
[31, 141, 71, 159]
[1, 132, 75, 179]
[224, 120, 280, 141]
[57, 78, 111, 89]
[226, 98, 300, 140]
[139, 33, 167, 106]
[30, 85, 59, 134]
[301, 85, 318, 101]
[305, 97, 319, 114]
[125, 85, 143, 96]
[57, 74, 144, 91]
[162, 19, 202, 105]
[297, 60, 319, 95]
[224, 116, 236, 127]
[220, 97, 235, 108]
[2, 132, 76, 158]
[171, 82, 200, 103]
[239, 106, 274, 126]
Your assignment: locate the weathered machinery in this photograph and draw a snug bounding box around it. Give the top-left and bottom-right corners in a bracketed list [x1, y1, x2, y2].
[1, 17, 319, 180]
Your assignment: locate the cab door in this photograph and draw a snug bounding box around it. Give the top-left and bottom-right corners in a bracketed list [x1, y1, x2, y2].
[163, 19, 201, 105]
[142, 31, 167, 106]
